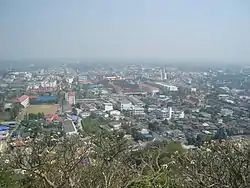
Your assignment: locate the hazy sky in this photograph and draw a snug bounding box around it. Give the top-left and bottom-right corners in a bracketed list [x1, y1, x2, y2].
[1, 0, 250, 63]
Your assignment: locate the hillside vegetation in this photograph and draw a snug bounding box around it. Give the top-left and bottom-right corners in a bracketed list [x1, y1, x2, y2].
[0, 132, 249, 188]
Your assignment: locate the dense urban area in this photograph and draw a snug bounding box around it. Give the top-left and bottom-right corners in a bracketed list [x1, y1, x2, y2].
[0, 62, 250, 187]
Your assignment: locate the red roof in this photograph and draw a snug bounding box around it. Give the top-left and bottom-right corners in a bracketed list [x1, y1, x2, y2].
[17, 95, 29, 103]
[45, 114, 60, 123]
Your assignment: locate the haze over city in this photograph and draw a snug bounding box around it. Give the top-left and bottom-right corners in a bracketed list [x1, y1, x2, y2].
[2, 1, 250, 187]
[1, 0, 250, 63]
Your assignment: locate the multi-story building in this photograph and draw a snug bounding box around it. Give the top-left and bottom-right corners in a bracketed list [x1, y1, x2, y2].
[156, 107, 173, 120]
[132, 105, 145, 116]
[128, 95, 145, 106]
[65, 92, 76, 105]
[120, 99, 133, 111]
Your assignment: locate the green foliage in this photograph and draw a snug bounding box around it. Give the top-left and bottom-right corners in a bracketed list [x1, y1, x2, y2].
[0, 171, 21, 188]
[81, 117, 101, 134]
[0, 132, 250, 188]
[26, 113, 45, 120]
[0, 112, 11, 121]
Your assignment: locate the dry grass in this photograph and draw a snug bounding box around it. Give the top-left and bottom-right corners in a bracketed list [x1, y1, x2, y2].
[25, 105, 59, 115]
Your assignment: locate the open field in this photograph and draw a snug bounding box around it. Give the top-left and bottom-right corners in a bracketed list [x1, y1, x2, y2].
[25, 105, 59, 115]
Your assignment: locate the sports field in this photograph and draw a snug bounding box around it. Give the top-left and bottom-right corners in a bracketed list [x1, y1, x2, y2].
[25, 105, 59, 115]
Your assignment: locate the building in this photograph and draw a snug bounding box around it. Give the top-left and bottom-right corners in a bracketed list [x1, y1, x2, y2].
[45, 114, 60, 123]
[132, 105, 145, 116]
[78, 75, 88, 84]
[172, 110, 185, 119]
[156, 108, 168, 119]
[66, 77, 74, 84]
[40, 80, 57, 88]
[65, 92, 76, 105]
[120, 99, 133, 111]
[80, 112, 91, 118]
[16, 95, 29, 108]
[0, 124, 9, 140]
[109, 121, 122, 130]
[103, 75, 122, 81]
[191, 88, 197, 92]
[110, 110, 121, 116]
[104, 103, 113, 112]
[218, 94, 229, 100]
[156, 107, 173, 120]
[221, 108, 233, 116]
[0, 121, 17, 128]
[110, 110, 121, 120]
[155, 82, 178, 91]
[141, 84, 159, 95]
[128, 95, 145, 106]
[178, 111, 185, 119]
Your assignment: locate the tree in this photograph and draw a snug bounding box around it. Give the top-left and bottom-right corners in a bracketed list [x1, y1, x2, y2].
[186, 135, 196, 145]
[1, 131, 250, 188]
[214, 127, 227, 141]
[72, 108, 77, 115]
[195, 134, 204, 146]
[131, 128, 141, 141]
[5, 134, 93, 188]
[75, 103, 81, 109]
[148, 122, 158, 132]
[10, 102, 22, 120]
[171, 141, 250, 188]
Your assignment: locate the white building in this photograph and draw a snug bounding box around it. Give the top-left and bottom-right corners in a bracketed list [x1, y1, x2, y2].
[120, 99, 133, 111]
[221, 108, 233, 116]
[104, 103, 113, 112]
[110, 110, 121, 116]
[132, 105, 145, 116]
[139, 128, 149, 134]
[156, 107, 173, 120]
[191, 88, 197, 92]
[178, 111, 185, 119]
[155, 82, 178, 91]
[40, 80, 57, 88]
[80, 112, 91, 118]
[110, 110, 121, 120]
[66, 77, 74, 84]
